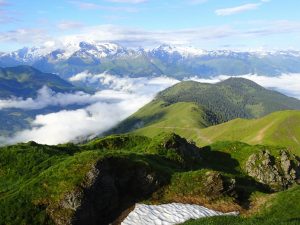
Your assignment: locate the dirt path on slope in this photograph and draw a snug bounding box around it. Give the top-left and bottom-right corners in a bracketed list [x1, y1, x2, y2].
[250, 121, 277, 143]
[152, 126, 213, 144]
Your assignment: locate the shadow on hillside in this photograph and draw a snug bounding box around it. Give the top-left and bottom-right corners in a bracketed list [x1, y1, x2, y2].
[72, 156, 173, 225]
[197, 146, 271, 208]
[72, 145, 270, 225]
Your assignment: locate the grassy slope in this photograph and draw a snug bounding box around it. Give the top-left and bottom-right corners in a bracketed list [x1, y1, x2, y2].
[182, 185, 300, 225]
[129, 107, 300, 155]
[156, 78, 300, 121]
[197, 110, 300, 155]
[0, 134, 198, 224]
[110, 100, 212, 142]
[0, 134, 299, 224]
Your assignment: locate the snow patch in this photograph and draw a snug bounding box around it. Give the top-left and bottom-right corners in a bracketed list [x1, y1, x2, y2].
[122, 203, 238, 225]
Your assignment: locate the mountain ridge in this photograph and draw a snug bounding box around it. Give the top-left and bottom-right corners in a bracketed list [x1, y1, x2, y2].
[110, 78, 300, 153]
[2, 42, 300, 78]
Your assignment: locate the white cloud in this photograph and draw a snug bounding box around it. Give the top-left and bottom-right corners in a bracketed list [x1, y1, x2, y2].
[0, 86, 100, 110]
[0, 75, 179, 145]
[215, 3, 261, 16]
[69, 71, 179, 94]
[6, 95, 149, 145]
[57, 21, 84, 30]
[2, 19, 300, 50]
[0, 28, 51, 45]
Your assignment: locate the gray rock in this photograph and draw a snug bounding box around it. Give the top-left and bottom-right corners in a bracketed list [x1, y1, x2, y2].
[245, 150, 300, 191]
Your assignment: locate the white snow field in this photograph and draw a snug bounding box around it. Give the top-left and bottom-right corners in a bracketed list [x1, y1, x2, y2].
[121, 203, 239, 225]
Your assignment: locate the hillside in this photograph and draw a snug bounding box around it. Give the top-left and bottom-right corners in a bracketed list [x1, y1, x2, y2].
[157, 78, 300, 122]
[109, 101, 214, 142]
[182, 185, 300, 225]
[0, 65, 78, 98]
[0, 66, 88, 137]
[0, 133, 299, 225]
[110, 78, 300, 141]
[197, 110, 300, 155]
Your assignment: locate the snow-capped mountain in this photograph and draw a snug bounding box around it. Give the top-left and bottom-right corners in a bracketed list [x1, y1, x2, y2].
[151, 44, 208, 58]
[1, 41, 300, 78]
[2, 41, 129, 63]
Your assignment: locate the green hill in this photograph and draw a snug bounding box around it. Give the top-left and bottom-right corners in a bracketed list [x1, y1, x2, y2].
[110, 78, 300, 150]
[0, 65, 78, 98]
[109, 100, 214, 143]
[156, 78, 300, 122]
[0, 134, 299, 225]
[197, 110, 300, 155]
[130, 109, 300, 155]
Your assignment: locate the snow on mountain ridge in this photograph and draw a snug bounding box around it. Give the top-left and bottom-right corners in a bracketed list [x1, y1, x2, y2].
[153, 44, 207, 57]
[2, 42, 300, 64]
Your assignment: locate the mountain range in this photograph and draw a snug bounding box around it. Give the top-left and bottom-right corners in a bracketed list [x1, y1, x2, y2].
[1, 42, 300, 78]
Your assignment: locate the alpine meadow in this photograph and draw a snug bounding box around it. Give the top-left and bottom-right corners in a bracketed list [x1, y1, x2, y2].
[0, 0, 300, 225]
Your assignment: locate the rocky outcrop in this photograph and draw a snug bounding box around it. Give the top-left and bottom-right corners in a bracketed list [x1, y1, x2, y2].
[203, 171, 237, 200]
[49, 157, 162, 225]
[157, 133, 202, 166]
[245, 150, 300, 191]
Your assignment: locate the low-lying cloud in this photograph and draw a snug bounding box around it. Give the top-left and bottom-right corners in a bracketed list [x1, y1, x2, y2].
[1, 72, 300, 146]
[0, 74, 179, 145]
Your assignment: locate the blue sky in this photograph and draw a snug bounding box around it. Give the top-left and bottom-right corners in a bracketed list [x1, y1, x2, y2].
[1, 0, 300, 51]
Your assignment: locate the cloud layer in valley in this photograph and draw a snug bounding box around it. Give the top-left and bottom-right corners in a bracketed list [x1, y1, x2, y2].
[0, 75, 179, 145]
[1, 72, 300, 146]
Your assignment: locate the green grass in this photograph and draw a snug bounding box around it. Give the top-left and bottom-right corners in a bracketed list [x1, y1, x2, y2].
[110, 100, 210, 136]
[181, 185, 300, 225]
[129, 110, 300, 155]
[0, 133, 200, 224]
[0, 134, 299, 225]
[198, 110, 300, 155]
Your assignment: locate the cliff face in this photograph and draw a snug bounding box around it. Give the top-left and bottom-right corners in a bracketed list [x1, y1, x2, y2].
[50, 157, 162, 225]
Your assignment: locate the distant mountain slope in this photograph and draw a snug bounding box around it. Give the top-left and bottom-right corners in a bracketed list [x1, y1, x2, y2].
[0, 65, 77, 98]
[1, 42, 300, 78]
[157, 78, 300, 122]
[130, 110, 300, 155]
[197, 110, 300, 154]
[0, 66, 85, 137]
[110, 78, 300, 138]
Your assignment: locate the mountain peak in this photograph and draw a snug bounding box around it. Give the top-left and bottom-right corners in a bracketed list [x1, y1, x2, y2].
[153, 44, 207, 57]
[217, 77, 264, 90]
